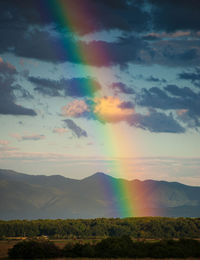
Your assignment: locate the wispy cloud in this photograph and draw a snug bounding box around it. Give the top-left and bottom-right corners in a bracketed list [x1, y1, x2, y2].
[53, 128, 68, 135]
[11, 133, 45, 141]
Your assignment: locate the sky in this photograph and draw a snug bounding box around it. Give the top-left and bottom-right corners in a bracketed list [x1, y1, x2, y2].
[0, 0, 200, 185]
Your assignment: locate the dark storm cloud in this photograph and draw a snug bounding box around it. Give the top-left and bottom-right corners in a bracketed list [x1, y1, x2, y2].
[164, 86, 200, 120]
[0, 0, 149, 66]
[63, 119, 88, 138]
[110, 82, 135, 94]
[137, 85, 200, 129]
[127, 109, 185, 133]
[93, 0, 150, 33]
[64, 78, 101, 97]
[164, 85, 197, 98]
[0, 0, 149, 35]
[150, 0, 200, 32]
[28, 76, 101, 97]
[14, 33, 200, 67]
[0, 87, 36, 116]
[0, 59, 36, 116]
[179, 68, 200, 87]
[0, 24, 147, 66]
[164, 48, 198, 63]
[145, 76, 167, 83]
[137, 87, 181, 110]
[6, 29, 69, 63]
[0, 0, 199, 68]
[78, 36, 146, 67]
[147, 39, 200, 67]
[142, 35, 160, 41]
[28, 76, 62, 97]
[137, 86, 200, 112]
[118, 101, 135, 109]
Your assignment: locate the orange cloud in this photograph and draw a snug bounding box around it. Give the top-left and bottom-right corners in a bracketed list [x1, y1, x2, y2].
[0, 140, 9, 145]
[176, 109, 188, 116]
[94, 96, 134, 123]
[53, 128, 68, 134]
[62, 100, 89, 117]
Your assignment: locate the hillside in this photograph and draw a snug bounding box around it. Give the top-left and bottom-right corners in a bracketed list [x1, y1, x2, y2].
[0, 169, 200, 219]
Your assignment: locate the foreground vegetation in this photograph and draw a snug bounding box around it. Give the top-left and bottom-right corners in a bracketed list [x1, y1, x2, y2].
[8, 236, 200, 259]
[1, 217, 200, 239]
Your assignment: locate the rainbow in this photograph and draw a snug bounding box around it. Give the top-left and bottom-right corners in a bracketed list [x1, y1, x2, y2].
[37, 0, 159, 217]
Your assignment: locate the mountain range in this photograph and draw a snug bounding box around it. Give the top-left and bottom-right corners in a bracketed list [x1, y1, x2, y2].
[1, 169, 200, 219]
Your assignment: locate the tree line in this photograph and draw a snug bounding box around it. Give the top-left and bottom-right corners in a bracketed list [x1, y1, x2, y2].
[1, 217, 200, 239]
[9, 237, 200, 258]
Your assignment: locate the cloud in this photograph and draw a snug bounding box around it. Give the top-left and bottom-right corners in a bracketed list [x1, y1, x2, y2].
[76, 36, 200, 68]
[145, 76, 167, 83]
[77, 36, 146, 67]
[137, 85, 200, 129]
[176, 109, 188, 116]
[0, 140, 9, 145]
[0, 58, 36, 116]
[0, 151, 71, 161]
[63, 119, 88, 138]
[53, 128, 68, 134]
[137, 86, 200, 111]
[28, 76, 62, 96]
[64, 77, 101, 97]
[127, 109, 185, 133]
[150, 0, 200, 32]
[0, 146, 18, 151]
[176, 109, 200, 129]
[0, 139, 18, 151]
[142, 34, 160, 41]
[21, 134, 45, 141]
[28, 76, 101, 97]
[0, 57, 16, 75]
[1, 24, 199, 68]
[62, 100, 89, 117]
[11, 133, 45, 141]
[164, 85, 197, 98]
[0, 0, 149, 36]
[179, 68, 200, 87]
[61, 88, 199, 133]
[10, 133, 21, 141]
[142, 31, 191, 41]
[118, 101, 135, 109]
[110, 82, 135, 94]
[93, 96, 135, 123]
[62, 97, 135, 123]
[0, 24, 147, 66]
[61, 96, 186, 133]
[137, 87, 181, 110]
[0, 1, 200, 69]
[146, 38, 200, 67]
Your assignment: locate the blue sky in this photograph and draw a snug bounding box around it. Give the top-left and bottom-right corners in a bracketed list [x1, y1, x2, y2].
[0, 0, 200, 185]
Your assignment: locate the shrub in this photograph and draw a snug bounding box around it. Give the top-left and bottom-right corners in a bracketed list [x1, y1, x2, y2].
[8, 240, 61, 258]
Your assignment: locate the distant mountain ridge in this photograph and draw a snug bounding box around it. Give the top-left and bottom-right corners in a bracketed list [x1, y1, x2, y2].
[0, 169, 200, 219]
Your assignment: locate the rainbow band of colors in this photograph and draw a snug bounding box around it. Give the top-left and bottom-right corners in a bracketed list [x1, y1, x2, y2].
[37, 0, 158, 217]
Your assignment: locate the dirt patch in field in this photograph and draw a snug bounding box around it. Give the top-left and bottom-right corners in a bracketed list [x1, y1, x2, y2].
[0, 241, 17, 258]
